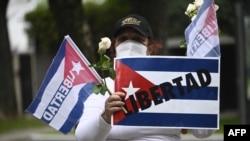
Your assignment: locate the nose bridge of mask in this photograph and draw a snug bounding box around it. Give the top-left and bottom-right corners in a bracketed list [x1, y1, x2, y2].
[116, 40, 147, 57]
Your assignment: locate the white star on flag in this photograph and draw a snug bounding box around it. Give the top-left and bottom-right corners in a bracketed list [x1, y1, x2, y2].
[72, 61, 84, 75]
[122, 81, 140, 100]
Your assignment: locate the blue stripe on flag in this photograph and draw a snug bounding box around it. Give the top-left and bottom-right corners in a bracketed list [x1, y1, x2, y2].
[205, 45, 221, 57]
[41, 80, 73, 124]
[27, 40, 67, 113]
[118, 113, 218, 128]
[59, 82, 95, 133]
[117, 57, 219, 72]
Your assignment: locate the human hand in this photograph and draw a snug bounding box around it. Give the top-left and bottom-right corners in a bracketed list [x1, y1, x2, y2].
[102, 92, 125, 124]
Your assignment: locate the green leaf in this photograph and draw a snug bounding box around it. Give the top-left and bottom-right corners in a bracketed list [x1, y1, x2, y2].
[91, 49, 116, 95]
[102, 60, 111, 70]
[89, 64, 96, 67]
[93, 84, 102, 94]
[109, 68, 116, 79]
[179, 39, 187, 48]
[100, 86, 107, 95]
[103, 54, 111, 61]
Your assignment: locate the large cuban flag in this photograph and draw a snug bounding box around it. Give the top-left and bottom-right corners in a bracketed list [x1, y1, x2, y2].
[26, 35, 101, 134]
[185, 0, 220, 57]
[113, 56, 220, 129]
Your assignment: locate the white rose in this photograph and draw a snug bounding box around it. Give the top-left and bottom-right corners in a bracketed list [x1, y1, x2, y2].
[98, 37, 111, 53]
[194, 0, 204, 7]
[186, 3, 196, 13]
[214, 4, 219, 11]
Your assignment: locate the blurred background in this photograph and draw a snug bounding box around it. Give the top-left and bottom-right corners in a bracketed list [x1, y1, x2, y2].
[0, 0, 250, 137]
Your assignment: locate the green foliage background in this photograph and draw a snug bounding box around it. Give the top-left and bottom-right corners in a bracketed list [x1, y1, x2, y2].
[25, 0, 236, 55]
[25, 2, 58, 54]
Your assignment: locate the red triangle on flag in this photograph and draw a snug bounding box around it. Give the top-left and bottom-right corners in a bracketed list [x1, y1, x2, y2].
[114, 60, 155, 124]
[64, 41, 100, 86]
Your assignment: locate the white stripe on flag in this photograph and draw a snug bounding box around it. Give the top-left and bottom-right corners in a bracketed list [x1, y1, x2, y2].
[49, 84, 84, 130]
[34, 60, 65, 118]
[141, 99, 219, 114]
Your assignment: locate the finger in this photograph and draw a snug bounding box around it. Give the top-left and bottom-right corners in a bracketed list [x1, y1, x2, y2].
[106, 100, 124, 110]
[110, 101, 125, 107]
[107, 94, 121, 103]
[113, 92, 125, 98]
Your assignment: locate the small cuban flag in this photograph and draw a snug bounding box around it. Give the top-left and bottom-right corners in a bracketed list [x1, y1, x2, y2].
[26, 35, 101, 134]
[185, 0, 220, 57]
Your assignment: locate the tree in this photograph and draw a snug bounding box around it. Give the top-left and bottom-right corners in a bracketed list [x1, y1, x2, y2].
[25, 4, 59, 54]
[0, 0, 17, 118]
[47, 0, 94, 61]
[129, 0, 168, 55]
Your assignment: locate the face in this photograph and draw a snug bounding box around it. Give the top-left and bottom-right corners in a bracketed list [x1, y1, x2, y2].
[114, 28, 149, 48]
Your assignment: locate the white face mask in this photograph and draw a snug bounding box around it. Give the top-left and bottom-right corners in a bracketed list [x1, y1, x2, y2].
[115, 40, 147, 57]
